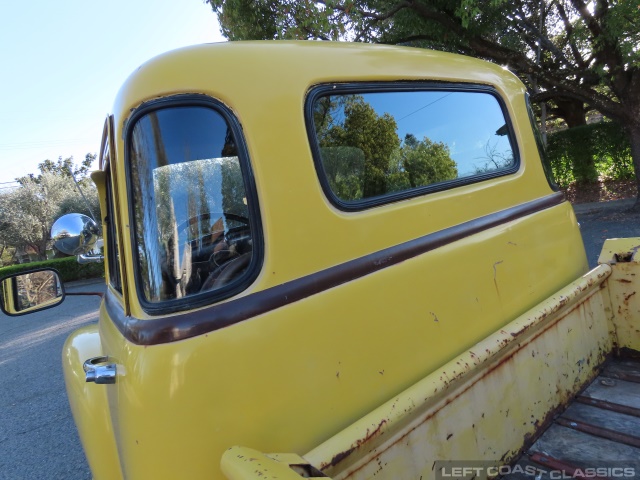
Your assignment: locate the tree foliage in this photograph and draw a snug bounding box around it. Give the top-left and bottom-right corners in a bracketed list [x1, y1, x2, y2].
[321, 96, 401, 197]
[0, 156, 99, 262]
[207, 0, 640, 203]
[17, 153, 95, 184]
[0, 257, 104, 282]
[395, 134, 458, 188]
[207, 0, 638, 123]
[547, 120, 633, 186]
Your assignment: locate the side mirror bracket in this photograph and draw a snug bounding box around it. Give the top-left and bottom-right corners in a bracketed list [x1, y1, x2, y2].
[77, 254, 104, 264]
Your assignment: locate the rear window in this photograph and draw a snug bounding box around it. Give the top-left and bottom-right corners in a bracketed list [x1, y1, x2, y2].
[307, 85, 518, 209]
[127, 98, 261, 313]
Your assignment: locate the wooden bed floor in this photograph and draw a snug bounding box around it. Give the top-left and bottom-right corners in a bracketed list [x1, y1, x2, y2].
[503, 357, 640, 479]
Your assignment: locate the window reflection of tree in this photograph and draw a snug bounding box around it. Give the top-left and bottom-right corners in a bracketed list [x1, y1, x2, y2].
[315, 94, 458, 201]
[474, 139, 514, 174]
[15, 271, 58, 311]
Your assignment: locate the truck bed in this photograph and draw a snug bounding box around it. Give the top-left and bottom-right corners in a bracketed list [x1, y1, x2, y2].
[505, 357, 640, 478]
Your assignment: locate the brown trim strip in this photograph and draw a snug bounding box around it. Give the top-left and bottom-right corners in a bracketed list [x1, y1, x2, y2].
[106, 192, 565, 345]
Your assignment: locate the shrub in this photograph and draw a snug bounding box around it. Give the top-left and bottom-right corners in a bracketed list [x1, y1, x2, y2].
[0, 257, 104, 283]
[546, 121, 633, 187]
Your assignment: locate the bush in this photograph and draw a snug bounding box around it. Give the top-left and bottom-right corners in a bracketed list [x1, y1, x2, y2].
[0, 257, 104, 283]
[546, 121, 633, 187]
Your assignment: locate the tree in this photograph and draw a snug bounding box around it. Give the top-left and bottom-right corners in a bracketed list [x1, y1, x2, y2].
[334, 97, 401, 197]
[18, 153, 95, 184]
[394, 134, 458, 188]
[0, 243, 14, 267]
[207, 0, 640, 205]
[0, 156, 98, 262]
[314, 96, 458, 199]
[318, 95, 401, 198]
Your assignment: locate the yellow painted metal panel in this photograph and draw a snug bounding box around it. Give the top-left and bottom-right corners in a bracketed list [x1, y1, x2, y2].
[62, 320, 123, 480]
[600, 238, 640, 352]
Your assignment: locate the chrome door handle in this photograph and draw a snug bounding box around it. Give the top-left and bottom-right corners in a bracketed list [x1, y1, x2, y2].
[83, 356, 117, 384]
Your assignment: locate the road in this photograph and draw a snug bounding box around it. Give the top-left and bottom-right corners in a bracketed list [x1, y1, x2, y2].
[0, 199, 639, 479]
[0, 279, 104, 480]
[573, 198, 640, 268]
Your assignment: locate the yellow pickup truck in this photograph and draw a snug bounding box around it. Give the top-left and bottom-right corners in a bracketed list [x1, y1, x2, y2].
[2, 42, 639, 480]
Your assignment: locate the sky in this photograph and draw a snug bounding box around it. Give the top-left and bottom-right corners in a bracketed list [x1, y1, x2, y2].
[0, 0, 226, 188]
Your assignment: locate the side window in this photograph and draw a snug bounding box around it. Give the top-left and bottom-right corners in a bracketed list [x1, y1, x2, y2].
[308, 86, 518, 208]
[100, 122, 123, 293]
[105, 169, 122, 293]
[128, 100, 260, 310]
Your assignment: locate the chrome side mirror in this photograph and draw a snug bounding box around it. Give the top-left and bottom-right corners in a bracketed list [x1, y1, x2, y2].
[0, 269, 65, 316]
[51, 213, 103, 263]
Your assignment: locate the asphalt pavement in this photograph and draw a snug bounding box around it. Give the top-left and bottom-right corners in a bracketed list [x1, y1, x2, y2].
[573, 198, 640, 268]
[0, 278, 105, 480]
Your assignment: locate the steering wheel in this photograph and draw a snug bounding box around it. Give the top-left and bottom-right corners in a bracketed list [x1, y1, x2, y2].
[176, 212, 249, 259]
[200, 252, 252, 291]
[177, 212, 249, 238]
[175, 212, 253, 293]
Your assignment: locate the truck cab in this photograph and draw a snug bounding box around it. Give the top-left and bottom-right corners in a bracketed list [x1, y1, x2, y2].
[7, 42, 607, 479]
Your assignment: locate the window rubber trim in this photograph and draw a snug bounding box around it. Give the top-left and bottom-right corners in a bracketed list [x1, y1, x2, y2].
[305, 82, 521, 212]
[104, 166, 122, 294]
[525, 93, 559, 192]
[124, 94, 264, 316]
